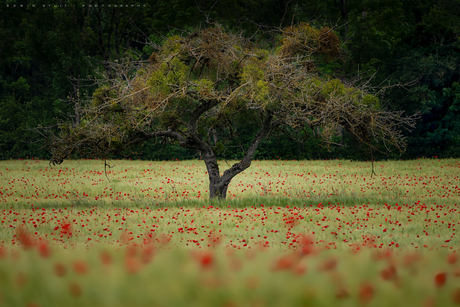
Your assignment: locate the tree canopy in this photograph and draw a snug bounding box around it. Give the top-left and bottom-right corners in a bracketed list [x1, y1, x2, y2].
[39, 24, 417, 198]
[2, 0, 459, 160]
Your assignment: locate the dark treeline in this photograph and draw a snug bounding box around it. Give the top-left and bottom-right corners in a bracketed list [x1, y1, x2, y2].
[1, 0, 459, 161]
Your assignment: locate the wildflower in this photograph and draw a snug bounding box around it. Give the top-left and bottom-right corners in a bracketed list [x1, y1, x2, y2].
[380, 265, 398, 281]
[452, 288, 460, 304]
[435, 272, 447, 288]
[16, 226, 35, 249]
[298, 234, 314, 256]
[318, 257, 337, 272]
[60, 221, 73, 236]
[73, 260, 88, 275]
[272, 253, 299, 271]
[99, 250, 112, 265]
[448, 253, 457, 265]
[37, 240, 51, 258]
[195, 251, 214, 269]
[54, 263, 66, 277]
[335, 286, 349, 299]
[69, 282, 82, 297]
[125, 256, 141, 274]
[142, 244, 155, 264]
[359, 283, 374, 304]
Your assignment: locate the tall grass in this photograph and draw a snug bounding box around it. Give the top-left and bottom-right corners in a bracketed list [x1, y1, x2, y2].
[1, 158, 459, 209]
[0, 158, 459, 306]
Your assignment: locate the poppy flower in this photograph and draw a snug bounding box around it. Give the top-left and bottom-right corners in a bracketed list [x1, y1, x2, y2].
[435, 272, 447, 287]
[359, 283, 374, 304]
[69, 282, 82, 297]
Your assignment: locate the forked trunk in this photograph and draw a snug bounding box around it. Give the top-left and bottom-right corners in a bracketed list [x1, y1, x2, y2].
[203, 150, 230, 199]
[203, 114, 274, 199]
[209, 180, 230, 199]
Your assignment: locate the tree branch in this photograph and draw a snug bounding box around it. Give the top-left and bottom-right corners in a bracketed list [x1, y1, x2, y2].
[221, 113, 273, 184]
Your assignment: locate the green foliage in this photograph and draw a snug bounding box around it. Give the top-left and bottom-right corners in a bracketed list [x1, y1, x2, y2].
[195, 79, 215, 95]
[1, 0, 459, 160]
[240, 63, 270, 104]
[92, 86, 117, 108]
[213, 141, 225, 156]
[6, 76, 30, 92]
[362, 94, 380, 110]
[254, 48, 270, 61]
[160, 35, 183, 57]
[320, 79, 346, 97]
[241, 63, 265, 83]
[148, 58, 188, 95]
[254, 80, 269, 103]
[313, 78, 380, 110]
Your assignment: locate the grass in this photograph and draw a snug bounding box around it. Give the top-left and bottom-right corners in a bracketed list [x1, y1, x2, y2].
[0, 158, 459, 306]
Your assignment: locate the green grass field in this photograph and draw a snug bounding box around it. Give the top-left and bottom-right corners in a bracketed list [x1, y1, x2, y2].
[0, 158, 459, 306]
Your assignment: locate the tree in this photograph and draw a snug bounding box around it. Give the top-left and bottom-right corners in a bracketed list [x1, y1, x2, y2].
[38, 23, 417, 199]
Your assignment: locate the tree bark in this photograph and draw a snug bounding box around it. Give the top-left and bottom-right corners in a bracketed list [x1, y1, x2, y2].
[204, 114, 274, 199]
[203, 149, 224, 199]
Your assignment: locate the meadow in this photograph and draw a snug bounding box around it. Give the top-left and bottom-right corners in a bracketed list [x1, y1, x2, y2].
[0, 158, 460, 306]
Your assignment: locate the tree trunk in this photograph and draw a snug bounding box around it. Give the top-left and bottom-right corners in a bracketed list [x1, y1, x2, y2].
[209, 179, 231, 199]
[204, 114, 274, 200]
[203, 149, 232, 199]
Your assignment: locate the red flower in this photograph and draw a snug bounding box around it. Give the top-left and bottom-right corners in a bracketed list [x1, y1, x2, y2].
[60, 221, 73, 236]
[359, 283, 374, 304]
[380, 265, 398, 281]
[452, 288, 460, 304]
[293, 264, 307, 276]
[54, 263, 66, 277]
[37, 240, 51, 258]
[73, 260, 88, 275]
[448, 253, 457, 265]
[125, 256, 142, 274]
[198, 251, 214, 269]
[142, 244, 155, 264]
[435, 272, 447, 287]
[69, 282, 82, 297]
[298, 234, 314, 256]
[16, 226, 35, 249]
[335, 286, 349, 299]
[318, 257, 337, 272]
[272, 253, 299, 271]
[99, 250, 112, 265]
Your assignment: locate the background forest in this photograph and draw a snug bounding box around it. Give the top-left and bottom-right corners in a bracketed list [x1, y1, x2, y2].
[1, 0, 459, 161]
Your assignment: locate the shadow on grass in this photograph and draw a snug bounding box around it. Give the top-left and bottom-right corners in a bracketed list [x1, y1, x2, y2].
[1, 194, 442, 210]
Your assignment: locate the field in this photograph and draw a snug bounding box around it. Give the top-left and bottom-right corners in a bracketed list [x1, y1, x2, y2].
[1, 158, 460, 306]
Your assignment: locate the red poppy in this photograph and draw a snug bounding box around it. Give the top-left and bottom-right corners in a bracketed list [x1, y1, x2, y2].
[435, 272, 447, 287]
[318, 257, 337, 272]
[53, 263, 66, 277]
[73, 260, 88, 275]
[272, 253, 299, 271]
[199, 251, 214, 269]
[69, 282, 82, 297]
[60, 221, 73, 236]
[99, 250, 112, 265]
[16, 227, 35, 249]
[298, 235, 314, 256]
[335, 286, 349, 299]
[448, 253, 457, 265]
[380, 265, 398, 281]
[452, 288, 460, 304]
[359, 283, 374, 304]
[37, 240, 51, 258]
[125, 256, 142, 274]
